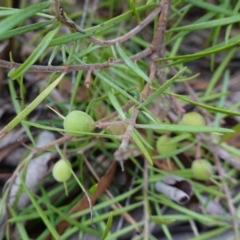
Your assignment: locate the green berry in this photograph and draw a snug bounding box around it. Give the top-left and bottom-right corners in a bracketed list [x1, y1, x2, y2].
[191, 159, 213, 181]
[52, 159, 72, 182]
[180, 112, 205, 126]
[156, 135, 177, 155]
[63, 110, 95, 136]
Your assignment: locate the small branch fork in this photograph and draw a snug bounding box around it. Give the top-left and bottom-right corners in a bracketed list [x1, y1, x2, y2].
[0, 2, 161, 72]
[113, 0, 171, 170]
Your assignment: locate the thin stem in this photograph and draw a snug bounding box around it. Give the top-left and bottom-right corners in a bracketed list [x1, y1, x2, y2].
[143, 159, 149, 240]
[212, 145, 239, 240]
[88, 6, 162, 46]
[0, 47, 152, 73]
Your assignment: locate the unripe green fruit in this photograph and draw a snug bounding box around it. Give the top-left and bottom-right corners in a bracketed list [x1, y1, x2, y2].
[156, 135, 177, 155]
[180, 112, 205, 126]
[191, 159, 213, 181]
[63, 111, 95, 135]
[52, 159, 72, 182]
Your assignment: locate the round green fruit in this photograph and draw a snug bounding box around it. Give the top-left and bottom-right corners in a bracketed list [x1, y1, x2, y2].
[156, 135, 177, 155]
[191, 159, 213, 181]
[63, 110, 95, 135]
[180, 112, 205, 126]
[52, 159, 72, 182]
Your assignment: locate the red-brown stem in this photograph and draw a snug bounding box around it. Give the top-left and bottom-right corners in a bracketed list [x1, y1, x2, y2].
[0, 47, 152, 73]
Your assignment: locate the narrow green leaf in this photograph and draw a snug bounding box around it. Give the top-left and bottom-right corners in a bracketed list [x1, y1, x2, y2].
[166, 92, 240, 116]
[94, 71, 141, 105]
[205, 48, 235, 96]
[140, 67, 186, 108]
[129, 0, 141, 24]
[220, 122, 240, 143]
[0, 20, 54, 41]
[135, 123, 233, 133]
[150, 216, 175, 225]
[8, 26, 60, 80]
[0, 2, 51, 35]
[0, 9, 19, 17]
[116, 43, 150, 83]
[132, 129, 153, 165]
[21, 180, 60, 239]
[88, 184, 98, 195]
[213, 70, 229, 127]
[186, 0, 234, 16]
[21, 120, 120, 139]
[158, 34, 240, 66]
[189, 226, 231, 240]
[8, 207, 29, 239]
[0, 74, 65, 136]
[8, 77, 35, 145]
[102, 81, 126, 120]
[100, 212, 113, 240]
[49, 4, 155, 46]
[168, 15, 240, 32]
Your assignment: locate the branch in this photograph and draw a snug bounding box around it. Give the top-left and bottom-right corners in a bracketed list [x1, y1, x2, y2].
[0, 47, 152, 73]
[52, 0, 161, 47]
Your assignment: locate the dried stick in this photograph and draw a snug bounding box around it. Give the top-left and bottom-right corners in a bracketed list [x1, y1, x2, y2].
[0, 47, 152, 73]
[84, 68, 93, 88]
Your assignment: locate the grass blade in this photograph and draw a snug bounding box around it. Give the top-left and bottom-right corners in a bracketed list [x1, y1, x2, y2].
[0, 73, 65, 138]
[8, 26, 60, 80]
[0, 20, 54, 41]
[168, 15, 240, 32]
[116, 43, 150, 83]
[140, 67, 186, 108]
[166, 92, 240, 116]
[135, 123, 233, 133]
[49, 5, 155, 46]
[0, 2, 51, 35]
[100, 212, 113, 240]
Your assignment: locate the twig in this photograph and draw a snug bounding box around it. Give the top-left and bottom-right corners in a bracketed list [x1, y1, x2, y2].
[96, 102, 134, 123]
[84, 68, 93, 88]
[96, 120, 130, 128]
[0, 47, 152, 73]
[114, 108, 139, 170]
[52, 0, 161, 47]
[52, 0, 85, 33]
[211, 145, 239, 240]
[143, 159, 149, 240]
[88, 6, 162, 46]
